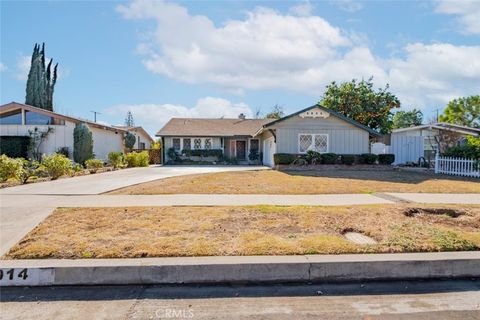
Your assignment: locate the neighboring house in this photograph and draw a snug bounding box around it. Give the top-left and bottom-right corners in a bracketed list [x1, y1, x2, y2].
[113, 125, 154, 150]
[389, 122, 480, 164]
[0, 101, 128, 160]
[157, 105, 380, 166]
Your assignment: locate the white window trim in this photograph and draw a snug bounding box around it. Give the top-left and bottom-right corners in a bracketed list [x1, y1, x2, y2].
[298, 133, 329, 154]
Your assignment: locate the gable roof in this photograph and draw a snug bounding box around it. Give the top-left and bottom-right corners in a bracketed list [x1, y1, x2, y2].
[156, 118, 274, 137]
[263, 104, 382, 137]
[113, 125, 154, 142]
[392, 122, 479, 136]
[0, 102, 128, 133]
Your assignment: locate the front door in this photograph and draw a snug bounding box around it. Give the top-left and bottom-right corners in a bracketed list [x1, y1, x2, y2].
[236, 140, 246, 160]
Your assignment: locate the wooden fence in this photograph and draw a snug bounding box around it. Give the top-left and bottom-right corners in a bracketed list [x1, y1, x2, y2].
[435, 155, 479, 178]
[130, 148, 162, 164]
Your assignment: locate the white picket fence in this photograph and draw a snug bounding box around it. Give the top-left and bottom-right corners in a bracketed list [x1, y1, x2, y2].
[435, 155, 480, 178]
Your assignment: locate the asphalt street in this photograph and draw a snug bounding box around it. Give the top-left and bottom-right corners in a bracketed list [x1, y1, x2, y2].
[1, 280, 480, 319]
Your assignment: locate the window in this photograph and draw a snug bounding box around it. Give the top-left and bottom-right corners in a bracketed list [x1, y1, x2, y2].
[139, 142, 146, 150]
[298, 134, 328, 153]
[204, 138, 212, 149]
[183, 138, 191, 150]
[172, 138, 181, 151]
[0, 109, 22, 124]
[25, 111, 60, 125]
[250, 139, 259, 153]
[194, 138, 202, 149]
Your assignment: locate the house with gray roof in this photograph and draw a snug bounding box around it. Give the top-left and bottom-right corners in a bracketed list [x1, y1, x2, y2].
[156, 105, 380, 166]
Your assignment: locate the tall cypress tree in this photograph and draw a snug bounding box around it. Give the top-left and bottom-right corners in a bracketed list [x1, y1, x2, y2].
[25, 43, 58, 111]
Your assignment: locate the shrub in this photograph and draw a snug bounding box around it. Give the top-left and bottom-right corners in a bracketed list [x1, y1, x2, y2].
[305, 150, 321, 164]
[16, 159, 40, 184]
[378, 154, 395, 165]
[56, 147, 70, 158]
[0, 136, 31, 158]
[73, 123, 94, 165]
[85, 159, 104, 173]
[72, 163, 84, 174]
[340, 154, 355, 165]
[167, 148, 180, 162]
[361, 153, 378, 164]
[273, 153, 296, 165]
[108, 152, 126, 169]
[248, 150, 260, 162]
[41, 153, 72, 180]
[182, 149, 223, 157]
[125, 151, 149, 167]
[443, 137, 480, 159]
[321, 153, 337, 164]
[125, 132, 136, 150]
[0, 155, 22, 182]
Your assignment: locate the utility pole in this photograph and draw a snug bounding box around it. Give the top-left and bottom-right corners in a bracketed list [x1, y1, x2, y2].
[90, 110, 101, 122]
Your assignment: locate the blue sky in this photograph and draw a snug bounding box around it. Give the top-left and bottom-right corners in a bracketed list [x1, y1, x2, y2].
[1, 0, 479, 135]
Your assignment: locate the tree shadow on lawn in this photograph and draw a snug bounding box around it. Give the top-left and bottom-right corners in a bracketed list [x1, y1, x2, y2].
[280, 168, 480, 185]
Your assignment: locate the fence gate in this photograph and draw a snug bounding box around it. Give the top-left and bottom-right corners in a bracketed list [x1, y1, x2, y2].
[390, 135, 424, 165]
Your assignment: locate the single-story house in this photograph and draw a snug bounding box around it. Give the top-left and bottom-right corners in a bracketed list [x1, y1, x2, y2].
[157, 105, 381, 166]
[0, 102, 149, 160]
[112, 125, 154, 150]
[389, 122, 480, 164]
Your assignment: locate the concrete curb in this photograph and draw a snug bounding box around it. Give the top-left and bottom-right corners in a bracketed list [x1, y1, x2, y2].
[1, 252, 479, 287]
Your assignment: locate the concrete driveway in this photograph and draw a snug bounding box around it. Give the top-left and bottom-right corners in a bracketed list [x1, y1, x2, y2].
[0, 165, 268, 195]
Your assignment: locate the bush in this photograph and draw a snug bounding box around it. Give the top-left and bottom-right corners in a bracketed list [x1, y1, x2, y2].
[0, 136, 31, 158]
[167, 148, 180, 162]
[125, 151, 149, 167]
[305, 150, 321, 164]
[321, 153, 337, 164]
[443, 137, 480, 159]
[73, 123, 94, 165]
[56, 147, 70, 158]
[340, 154, 355, 165]
[0, 155, 22, 182]
[108, 152, 126, 169]
[378, 154, 395, 165]
[182, 149, 223, 158]
[41, 153, 72, 180]
[85, 159, 104, 173]
[125, 132, 136, 150]
[361, 153, 378, 164]
[248, 150, 260, 162]
[17, 159, 40, 184]
[72, 163, 84, 174]
[273, 153, 296, 165]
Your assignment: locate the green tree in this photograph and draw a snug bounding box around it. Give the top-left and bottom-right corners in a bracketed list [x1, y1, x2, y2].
[125, 111, 135, 127]
[25, 43, 58, 111]
[439, 96, 480, 128]
[392, 109, 423, 129]
[265, 104, 284, 119]
[125, 132, 136, 150]
[73, 123, 94, 165]
[320, 77, 401, 134]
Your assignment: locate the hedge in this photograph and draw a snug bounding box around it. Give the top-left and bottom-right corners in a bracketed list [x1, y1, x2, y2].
[340, 154, 355, 165]
[321, 153, 337, 164]
[378, 154, 395, 165]
[361, 153, 378, 164]
[0, 136, 31, 158]
[274, 153, 297, 165]
[182, 149, 223, 158]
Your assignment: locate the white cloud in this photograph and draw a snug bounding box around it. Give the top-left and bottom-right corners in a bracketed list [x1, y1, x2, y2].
[289, 1, 314, 17]
[104, 97, 253, 136]
[118, 0, 480, 111]
[0, 63, 6, 72]
[435, 0, 480, 34]
[330, 0, 363, 13]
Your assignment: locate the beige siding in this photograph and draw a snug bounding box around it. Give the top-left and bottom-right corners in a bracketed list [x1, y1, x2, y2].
[90, 126, 124, 160]
[269, 115, 369, 154]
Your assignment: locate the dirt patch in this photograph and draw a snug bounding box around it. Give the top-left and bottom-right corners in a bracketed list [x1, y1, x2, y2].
[108, 169, 480, 195]
[4, 204, 480, 259]
[404, 208, 465, 218]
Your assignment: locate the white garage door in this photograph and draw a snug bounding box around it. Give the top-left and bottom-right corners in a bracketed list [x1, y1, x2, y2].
[263, 137, 276, 167]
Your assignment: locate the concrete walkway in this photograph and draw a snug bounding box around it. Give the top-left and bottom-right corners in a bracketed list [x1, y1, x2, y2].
[0, 165, 268, 195]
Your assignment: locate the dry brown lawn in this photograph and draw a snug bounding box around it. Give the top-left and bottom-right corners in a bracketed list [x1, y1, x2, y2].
[108, 169, 480, 195]
[5, 204, 479, 259]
